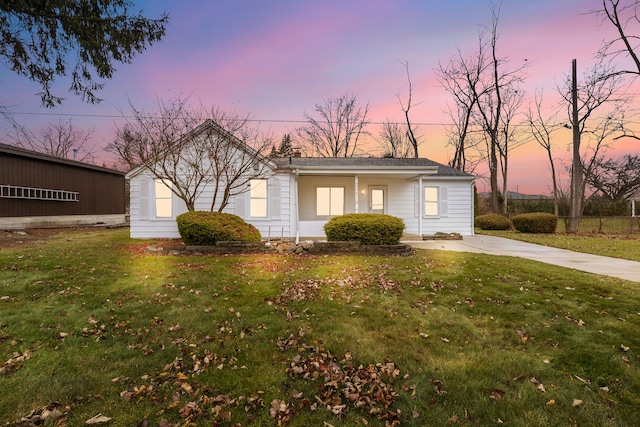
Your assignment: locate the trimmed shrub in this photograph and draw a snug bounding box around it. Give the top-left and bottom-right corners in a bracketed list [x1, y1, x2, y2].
[512, 212, 557, 234]
[176, 211, 261, 245]
[475, 213, 512, 230]
[324, 213, 405, 245]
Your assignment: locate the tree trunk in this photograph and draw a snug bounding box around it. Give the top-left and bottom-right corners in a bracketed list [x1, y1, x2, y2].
[570, 59, 582, 232]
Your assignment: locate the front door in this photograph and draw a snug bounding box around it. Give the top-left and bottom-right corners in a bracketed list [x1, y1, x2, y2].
[369, 186, 387, 214]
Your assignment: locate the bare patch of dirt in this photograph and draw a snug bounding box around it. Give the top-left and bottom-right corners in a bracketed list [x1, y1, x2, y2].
[0, 227, 114, 249]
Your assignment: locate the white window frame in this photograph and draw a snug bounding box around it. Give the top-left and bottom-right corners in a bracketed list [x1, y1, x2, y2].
[369, 186, 387, 214]
[154, 179, 173, 218]
[424, 186, 439, 217]
[316, 186, 344, 217]
[249, 179, 268, 218]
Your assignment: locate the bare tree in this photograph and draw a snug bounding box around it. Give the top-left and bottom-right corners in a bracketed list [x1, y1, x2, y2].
[108, 96, 274, 212]
[436, 45, 483, 173]
[442, 99, 481, 173]
[496, 85, 525, 212]
[377, 120, 414, 158]
[438, 4, 527, 213]
[525, 90, 562, 215]
[580, 110, 626, 208]
[586, 154, 640, 200]
[558, 60, 627, 228]
[296, 93, 369, 157]
[476, 5, 528, 213]
[595, 0, 640, 77]
[205, 107, 274, 212]
[13, 117, 96, 161]
[396, 61, 421, 157]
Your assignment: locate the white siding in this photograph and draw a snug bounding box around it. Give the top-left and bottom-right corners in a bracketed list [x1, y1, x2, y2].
[129, 171, 292, 240]
[129, 173, 185, 238]
[295, 176, 474, 238]
[130, 169, 473, 239]
[417, 180, 474, 236]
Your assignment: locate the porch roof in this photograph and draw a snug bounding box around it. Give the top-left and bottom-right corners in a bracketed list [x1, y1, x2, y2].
[273, 157, 474, 178]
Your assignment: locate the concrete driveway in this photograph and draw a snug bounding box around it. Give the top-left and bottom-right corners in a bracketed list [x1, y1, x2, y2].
[404, 235, 640, 283]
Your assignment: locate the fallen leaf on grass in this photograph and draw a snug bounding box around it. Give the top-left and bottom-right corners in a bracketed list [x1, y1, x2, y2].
[86, 413, 111, 424]
[270, 399, 295, 425]
[16, 403, 67, 426]
[574, 375, 590, 384]
[546, 399, 555, 406]
[441, 337, 450, 343]
[516, 327, 530, 343]
[489, 388, 506, 401]
[620, 344, 630, 352]
[572, 399, 583, 407]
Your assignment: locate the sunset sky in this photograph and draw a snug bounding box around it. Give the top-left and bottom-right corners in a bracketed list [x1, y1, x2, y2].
[1, 0, 639, 195]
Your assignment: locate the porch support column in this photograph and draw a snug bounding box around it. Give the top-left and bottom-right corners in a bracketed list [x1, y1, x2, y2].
[418, 176, 423, 236]
[354, 175, 359, 213]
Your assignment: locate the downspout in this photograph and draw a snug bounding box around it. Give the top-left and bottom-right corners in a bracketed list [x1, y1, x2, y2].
[471, 182, 476, 236]
[418, 176, 423, 236]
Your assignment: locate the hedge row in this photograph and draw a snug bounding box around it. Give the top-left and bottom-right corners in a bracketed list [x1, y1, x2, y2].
[475, 212, 558, 233]
[512, 212, 557, 233]
[475, 214, 512, 230]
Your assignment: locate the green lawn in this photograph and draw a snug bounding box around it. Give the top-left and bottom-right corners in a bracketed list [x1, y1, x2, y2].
[1, 228, 639, 426]
[478, 229, 640, 262]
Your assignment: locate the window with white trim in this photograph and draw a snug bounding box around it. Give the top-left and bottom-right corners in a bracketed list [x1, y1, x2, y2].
[316, 187, 344, 216]
[154, 179, 173, 218]
[424, 186, 439, 216]
[250, 179, 268, 217]
[369, 186, 386, 214]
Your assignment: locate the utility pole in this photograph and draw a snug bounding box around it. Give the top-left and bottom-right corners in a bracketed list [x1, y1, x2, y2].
[570, 59, 582, 233]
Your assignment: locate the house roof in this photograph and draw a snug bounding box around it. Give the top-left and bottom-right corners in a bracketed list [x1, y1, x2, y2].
[125, 119, 276, 179]
[0, 143, 124, 176]
[272, 156, 474, 178]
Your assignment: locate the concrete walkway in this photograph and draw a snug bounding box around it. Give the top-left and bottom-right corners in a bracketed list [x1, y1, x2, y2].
[404, 235, 640, 283]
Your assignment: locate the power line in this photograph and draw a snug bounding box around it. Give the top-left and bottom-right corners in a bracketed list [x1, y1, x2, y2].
[0, 110, 474, 127]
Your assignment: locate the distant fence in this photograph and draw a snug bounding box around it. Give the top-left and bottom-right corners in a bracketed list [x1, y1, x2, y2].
[555, 216, 640, 235]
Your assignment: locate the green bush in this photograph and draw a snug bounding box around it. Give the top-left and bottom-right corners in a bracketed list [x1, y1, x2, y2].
[324, 213, 405, 245]
[512, 212, 557, 233]
[475, 213, 512, 230]
[176, 211, 261, 245]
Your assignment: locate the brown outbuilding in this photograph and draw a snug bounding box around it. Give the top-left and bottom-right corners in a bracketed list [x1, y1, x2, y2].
[0, 143, 126, 229]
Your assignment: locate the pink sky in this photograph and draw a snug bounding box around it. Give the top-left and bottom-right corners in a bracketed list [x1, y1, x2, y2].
[1, 0, 638, 195]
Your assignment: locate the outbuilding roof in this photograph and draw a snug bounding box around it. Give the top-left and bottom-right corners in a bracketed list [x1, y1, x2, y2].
[0, 143, 124, 176]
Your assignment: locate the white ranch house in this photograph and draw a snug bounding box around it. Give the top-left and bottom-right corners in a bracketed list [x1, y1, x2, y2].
[126, 122, 476, 240]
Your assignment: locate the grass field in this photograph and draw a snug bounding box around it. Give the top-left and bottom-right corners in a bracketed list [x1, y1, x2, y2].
[478, 228, 640, 262]
[1, 228, 639, 426]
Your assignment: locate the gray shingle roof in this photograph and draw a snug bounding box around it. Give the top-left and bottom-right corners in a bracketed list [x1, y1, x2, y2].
[272, 156, 474, 177]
